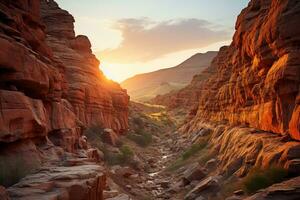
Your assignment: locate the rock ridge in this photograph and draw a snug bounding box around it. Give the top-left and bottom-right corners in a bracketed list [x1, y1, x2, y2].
[153, 0, 300, 140]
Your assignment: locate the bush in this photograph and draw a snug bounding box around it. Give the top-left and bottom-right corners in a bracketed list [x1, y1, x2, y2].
[243, 167, 288, 194]
[182, 141, 207, 160]
[120, 145, 134, 161]
[166, 138, 209, 171]
[84, 126, 105, 149]
[103, 145, 134, 166]
[127, 132, 152, 147]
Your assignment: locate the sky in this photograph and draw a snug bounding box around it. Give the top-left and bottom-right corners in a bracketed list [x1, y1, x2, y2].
[56, 0, 249, 82]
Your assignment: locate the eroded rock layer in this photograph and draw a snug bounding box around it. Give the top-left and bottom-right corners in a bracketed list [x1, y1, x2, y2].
[40, 0, 129, 133]
[155, 0, 300, 140]
[0, 0, 128, 198]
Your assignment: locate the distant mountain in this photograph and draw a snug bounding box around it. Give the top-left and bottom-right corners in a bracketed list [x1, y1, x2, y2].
[121, 51, 218, 101]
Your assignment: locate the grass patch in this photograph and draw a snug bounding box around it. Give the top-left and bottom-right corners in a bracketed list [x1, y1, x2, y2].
[243, 166, 288, 194]
[167, 137, 209, 171]
[127, 132, 152, 147]
[182, 143, 207, 160]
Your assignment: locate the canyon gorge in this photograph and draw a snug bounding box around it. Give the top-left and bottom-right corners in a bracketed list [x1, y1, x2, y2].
[0, 0, 300, 200]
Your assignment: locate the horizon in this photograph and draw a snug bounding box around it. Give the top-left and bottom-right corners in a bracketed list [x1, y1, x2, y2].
[56, 0, 249, 82]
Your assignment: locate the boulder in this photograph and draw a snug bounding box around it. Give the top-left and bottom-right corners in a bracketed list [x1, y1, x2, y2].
[102, 128, 119, 146]
[87, 148, 104, 162]
[185, 176, 220, 200]
[7, 162, 106, 200]
[183, 164, 207, 185]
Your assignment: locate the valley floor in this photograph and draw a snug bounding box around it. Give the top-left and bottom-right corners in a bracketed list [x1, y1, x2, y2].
[101, 103, 300, 200]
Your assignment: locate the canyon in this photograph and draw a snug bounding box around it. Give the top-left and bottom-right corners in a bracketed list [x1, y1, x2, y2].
[0, 0, 300, 200]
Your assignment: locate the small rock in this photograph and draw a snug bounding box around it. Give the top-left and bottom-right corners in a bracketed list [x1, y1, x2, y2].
[106, 193, 130, 200]
[125, 185, 132, 190]
[233, 190, 244, 196]
[129, 174, 139, 179]
[158, 180, 170, 189]
[103, 190, 119, 199]
[205, 159, 217, 169]
[284, 159, 300, 175]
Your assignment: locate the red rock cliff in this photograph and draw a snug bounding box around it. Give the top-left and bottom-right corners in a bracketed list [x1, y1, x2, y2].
[0, 0, 128, 197]
[40, 0, 129, 133]
[0, 0, 128, 145]
[155, 0, 300, 140]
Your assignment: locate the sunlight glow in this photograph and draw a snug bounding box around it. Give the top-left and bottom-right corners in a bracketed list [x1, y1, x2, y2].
[99, 40, 231, 83]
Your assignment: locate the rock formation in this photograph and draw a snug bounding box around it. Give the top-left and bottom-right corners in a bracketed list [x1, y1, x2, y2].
[154, 0, 300, 140]
[0, 0, 128, 198]
[41, 0, 129, 133]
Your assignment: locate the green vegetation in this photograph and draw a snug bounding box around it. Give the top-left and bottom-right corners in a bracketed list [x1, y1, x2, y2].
[84, 126, 135, 166]
[243, 166, 288, 194]
[166, 158, 186, 171]
[84, 126, 104, 149]
[127, 132, 153, 147]
[182, 142, 207, 160]
[103, 145, 134, 166]
[167, 137, 209, 171]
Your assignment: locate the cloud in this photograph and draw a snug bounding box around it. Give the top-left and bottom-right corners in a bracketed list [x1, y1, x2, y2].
[98, 18, 230, 63]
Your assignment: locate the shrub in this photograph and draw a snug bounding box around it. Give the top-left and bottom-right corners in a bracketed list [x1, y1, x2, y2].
[84, 126, 104, 149]
[120, 145, 134, 161]
[182, 141, 207, 160]
[127, 132, 152, 147]
[243, 166, 288, 194]
[167, 137, 210, 171]
[103, 145, 134, 166]
[133, 117, 144, 128]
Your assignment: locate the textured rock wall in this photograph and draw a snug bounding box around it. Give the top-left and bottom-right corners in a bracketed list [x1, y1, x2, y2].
[181, 123, 300, 177]
[0, 0, 128, 150]
[0, 0, 129, 197]
[40, 0, 129, 133]
[155, 0, 300, 140]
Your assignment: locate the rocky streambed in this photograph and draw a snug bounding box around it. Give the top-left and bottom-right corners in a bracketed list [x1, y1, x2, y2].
[103, 122, 300, 200]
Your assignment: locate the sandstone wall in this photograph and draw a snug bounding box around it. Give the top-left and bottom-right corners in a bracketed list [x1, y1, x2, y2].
[41, 0, 129, 133]
[154, 0, 300, 140]
[0, 0, 128, 149]
[0, 0, 129, 196]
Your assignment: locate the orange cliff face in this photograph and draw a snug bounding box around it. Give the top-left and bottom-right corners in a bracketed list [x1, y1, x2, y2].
[154, 0, 300, 140]
[0, 0, 126, 197]
[0, 0, 129, 153]
[40, 0, 129, 134]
